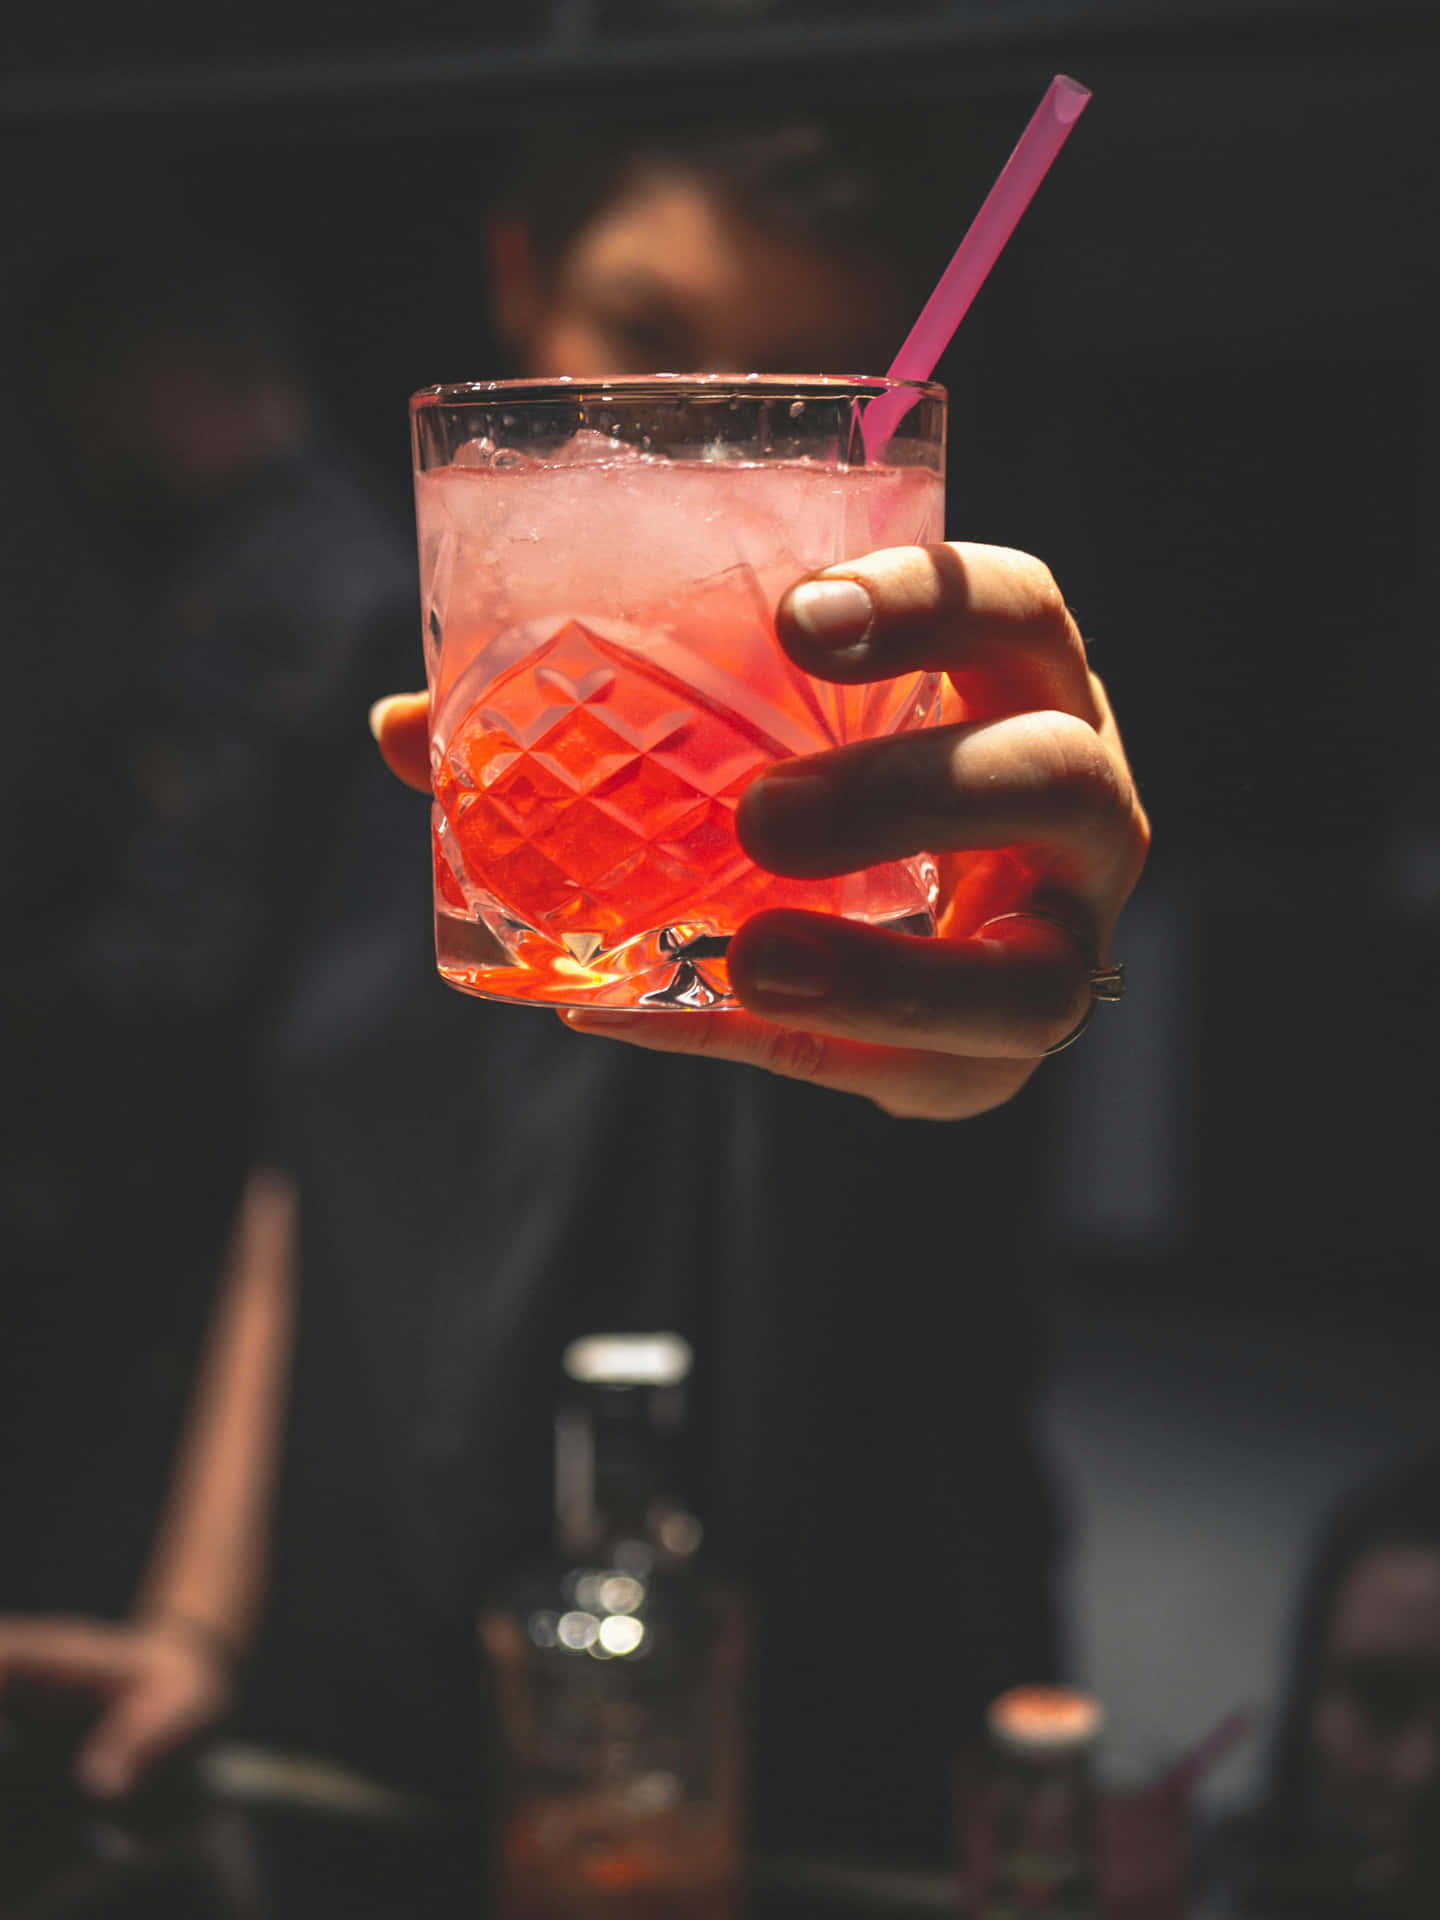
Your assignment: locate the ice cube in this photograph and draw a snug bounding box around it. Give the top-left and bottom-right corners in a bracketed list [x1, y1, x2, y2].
[548, 428, 649, 465]
[452, 437, 538, 471]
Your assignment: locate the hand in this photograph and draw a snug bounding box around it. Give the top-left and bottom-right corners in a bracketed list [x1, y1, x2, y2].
[0, 1613, 233, 1799]
[371, 541, 1148, 1120]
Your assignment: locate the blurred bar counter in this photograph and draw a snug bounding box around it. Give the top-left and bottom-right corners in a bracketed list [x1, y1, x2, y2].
[0, 1734, 965, 1920]
[1, 1737, 1232, 1919]
[4, 0, 1429, 129]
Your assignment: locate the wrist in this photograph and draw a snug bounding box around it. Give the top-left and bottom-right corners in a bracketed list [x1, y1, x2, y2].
[134, 1608, 245, 1674]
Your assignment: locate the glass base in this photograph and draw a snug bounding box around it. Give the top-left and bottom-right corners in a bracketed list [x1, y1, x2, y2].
[436, 899, 936, 1011]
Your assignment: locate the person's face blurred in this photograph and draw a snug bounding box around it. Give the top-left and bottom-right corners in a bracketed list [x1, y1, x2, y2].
[494, 170, 909, 378]
[1308, 1543, 1440, 1869]
[62, 346, 306, 520]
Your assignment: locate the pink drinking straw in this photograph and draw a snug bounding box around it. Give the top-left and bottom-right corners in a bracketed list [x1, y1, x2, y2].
[1160, 1707, 1258, 1800]
[862, 74, 1091, 453]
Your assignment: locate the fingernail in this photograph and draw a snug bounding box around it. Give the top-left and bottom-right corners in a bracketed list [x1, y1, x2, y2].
[367, 697, 393, 740]
[744, 931, 835, 1000]
[787, 577, 873, 650]
[743, 772, 833, 845]
[563, 1009, 639, 1028]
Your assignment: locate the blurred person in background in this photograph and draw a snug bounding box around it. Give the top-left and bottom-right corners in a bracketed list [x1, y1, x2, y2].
[1205, 1447, 1440, 1917]
[0, 243, 413, 1775]
[0, 120, 1145, 1872]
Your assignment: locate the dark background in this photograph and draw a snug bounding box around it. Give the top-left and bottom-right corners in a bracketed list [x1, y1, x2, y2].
[2, 0, 1436, 1817]
[8, 0, 1432, 1303]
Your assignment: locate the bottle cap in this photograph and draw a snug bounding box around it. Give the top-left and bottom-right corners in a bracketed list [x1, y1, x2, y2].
[987, 1686, 1105, 1759]
[562, 1332, 693, 1387]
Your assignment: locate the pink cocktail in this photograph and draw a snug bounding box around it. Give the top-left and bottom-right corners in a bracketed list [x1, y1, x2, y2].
[412, 377, 945, 1008]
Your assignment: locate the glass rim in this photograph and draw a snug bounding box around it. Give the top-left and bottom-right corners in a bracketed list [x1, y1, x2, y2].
[410, 372, 946, 410]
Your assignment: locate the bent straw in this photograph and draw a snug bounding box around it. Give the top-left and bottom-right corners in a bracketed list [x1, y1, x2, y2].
[861, 74, 1091, 454]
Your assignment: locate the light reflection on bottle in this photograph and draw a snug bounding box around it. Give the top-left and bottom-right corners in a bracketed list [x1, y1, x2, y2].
[599, 1574, 645, 1614]
[557, 1610, 600, 1651]
[528, 1610, 559, 1649]
[542, 1567, 653, 1660]
[657, 1508, 704, 1557]
[489, 1332, 744, 1919]
[598, 1615, 646, 1656]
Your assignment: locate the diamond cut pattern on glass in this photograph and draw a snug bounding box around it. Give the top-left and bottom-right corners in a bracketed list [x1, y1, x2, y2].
[589, 753, 711, 838]
[436, 620, 786, 934]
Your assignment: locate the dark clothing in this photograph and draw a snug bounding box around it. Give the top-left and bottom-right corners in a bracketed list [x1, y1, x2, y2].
[0, 431, 1063, 1861]
[0, 446, 415, 1612]
[1201, 1810, 1440, 1919]
[251, 748, 1062, 1864]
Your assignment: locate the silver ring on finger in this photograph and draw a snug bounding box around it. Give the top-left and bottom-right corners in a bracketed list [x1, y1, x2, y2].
[975, 909, 1125, 1056]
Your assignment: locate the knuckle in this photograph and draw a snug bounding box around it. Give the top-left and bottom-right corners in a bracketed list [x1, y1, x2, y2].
[1005, 550, 1069, 633]
[684, 1013, 726, 1055]
[1133, 791, 1153, 853]
[856, 544, 948, 631]
[1029, 713, 1127, 817]
[1112, 794, 1152, 898]
[755, 1021, 830, 1085]
[879, 978, 947, 1042]
[1023, 968, 1091, 1054]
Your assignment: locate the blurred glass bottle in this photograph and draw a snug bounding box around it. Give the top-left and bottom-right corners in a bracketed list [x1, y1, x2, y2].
[479, 1333, 745, 1920]
[969, 1686, 1104, 1920]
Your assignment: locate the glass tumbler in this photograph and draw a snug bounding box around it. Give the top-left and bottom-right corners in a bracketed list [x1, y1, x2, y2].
[412, 374, 945, 1010]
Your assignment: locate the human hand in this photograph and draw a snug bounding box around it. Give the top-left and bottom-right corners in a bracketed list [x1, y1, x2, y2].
[372, 541, 1148, 1120]
[0, 1614, 233, 1800]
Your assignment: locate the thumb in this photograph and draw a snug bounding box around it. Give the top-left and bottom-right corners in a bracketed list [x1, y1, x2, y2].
[369, 691, 431, 794]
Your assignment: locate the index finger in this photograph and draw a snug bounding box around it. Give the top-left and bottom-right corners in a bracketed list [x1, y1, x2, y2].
[776, 542, 1101, 726]
[0, 1619, 128, 1693]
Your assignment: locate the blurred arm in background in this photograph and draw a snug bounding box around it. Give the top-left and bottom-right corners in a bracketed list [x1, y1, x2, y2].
[0, 1166, 296, 1800]
[1, 232, 414, 1805]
